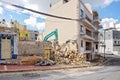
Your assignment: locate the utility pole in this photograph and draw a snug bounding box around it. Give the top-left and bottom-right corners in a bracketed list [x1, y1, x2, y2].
[103, 30, 106, 59]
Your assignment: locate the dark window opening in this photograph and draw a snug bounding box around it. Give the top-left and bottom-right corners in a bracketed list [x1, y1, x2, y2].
[2, 37, 6, 39]
[81, 40, 83, 47]
[86, 42, 92, 50]
[80, 9, 84, 18]
[7, 36, 11, 39]
[26, 34, 28, 37]
[86, 29, 92, 37]
[35, 37, 37, 40]
[64, 0, 69, 3]
[80, 25, 84, 32]
[3, 19, 5, 22]
[11, 22, 14, 24]
[35, 34, 38, 37]
[96, 45, 98, 49]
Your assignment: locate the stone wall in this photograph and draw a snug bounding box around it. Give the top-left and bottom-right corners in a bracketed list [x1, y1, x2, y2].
[18, 41, 52, 56]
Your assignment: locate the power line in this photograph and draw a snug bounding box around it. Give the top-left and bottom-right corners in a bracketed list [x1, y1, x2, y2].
[0, 0, 81, 21]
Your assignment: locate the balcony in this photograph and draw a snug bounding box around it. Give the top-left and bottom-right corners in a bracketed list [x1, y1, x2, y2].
[81, 16, 97, 31]
[94, 37, 98, 42]
[80, 30, 85, 35]
[80, 29, 94, 40]
[85, 50, 92, 53]
[93, 17, 100, 24]
[85, 42, 92, 53]
[81, 34, 94, 41]
[93, 34, 99, 42]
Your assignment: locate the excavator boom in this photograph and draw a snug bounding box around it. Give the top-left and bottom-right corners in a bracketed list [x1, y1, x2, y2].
[43, 29, 58, 42]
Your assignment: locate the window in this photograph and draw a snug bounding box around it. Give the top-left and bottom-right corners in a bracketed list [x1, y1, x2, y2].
[81, 40, 83, 47]
[96, 45, 98, 49]
[108, 34, 111, 39]
[86, 42, 92, 50]
[26, 34, 28, 37]
[114, 41, 116, 45]
[80, 25, 84, 32]
[35, 34, 38, 37]
[80, 9, 84, 18]
[11, 22, 14, 24]
[63, 0, 69, 3]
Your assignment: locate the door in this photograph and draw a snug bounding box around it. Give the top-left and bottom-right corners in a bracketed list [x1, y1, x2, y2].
[1, 37, 11, 59]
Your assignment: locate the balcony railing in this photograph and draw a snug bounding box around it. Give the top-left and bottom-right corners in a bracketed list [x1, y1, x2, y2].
[93, 17, 100, 23]
[81, 17, 97, 31]
[80, 34, 94, 41]
[93, 35, 98, 41]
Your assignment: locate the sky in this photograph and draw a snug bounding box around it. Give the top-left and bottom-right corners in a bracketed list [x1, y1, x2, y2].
[0, 0, 120, 32]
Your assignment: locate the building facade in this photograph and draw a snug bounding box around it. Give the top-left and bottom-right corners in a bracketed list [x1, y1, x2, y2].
[0, 19, 7, 27]
[99, 29, 120, 56]
[28, 30, 39, 41]
[10, 20, 27, 30]
[45, 0, 102, 60]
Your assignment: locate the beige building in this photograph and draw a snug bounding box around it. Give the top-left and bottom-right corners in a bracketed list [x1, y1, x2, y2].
[10, 20, 27, 30]
[45, 0, 102, 60]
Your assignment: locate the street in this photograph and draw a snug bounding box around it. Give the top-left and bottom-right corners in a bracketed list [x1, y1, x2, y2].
[0, 57, 120, 80]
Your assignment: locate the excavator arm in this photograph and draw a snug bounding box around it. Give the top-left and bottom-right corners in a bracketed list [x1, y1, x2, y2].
[43, 29, 58, 42]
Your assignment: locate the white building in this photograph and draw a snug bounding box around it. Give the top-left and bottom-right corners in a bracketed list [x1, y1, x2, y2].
[0, 19, 7, 27]
[99, 28, 120, 56]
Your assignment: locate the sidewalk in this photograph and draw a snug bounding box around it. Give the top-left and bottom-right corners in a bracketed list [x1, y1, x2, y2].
[0, 57, 107, 73]
[0, 64, 94, 73]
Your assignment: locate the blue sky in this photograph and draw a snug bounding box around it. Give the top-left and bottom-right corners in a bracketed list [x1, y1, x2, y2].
[0, 0, 120, 32]
[94, 1, 120, 21]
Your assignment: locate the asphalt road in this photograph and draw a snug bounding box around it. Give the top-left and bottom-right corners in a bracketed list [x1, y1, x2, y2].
[0, 57, 120, 80]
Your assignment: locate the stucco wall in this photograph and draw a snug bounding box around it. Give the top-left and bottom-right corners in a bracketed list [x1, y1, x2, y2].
[45, 0, 79, 44]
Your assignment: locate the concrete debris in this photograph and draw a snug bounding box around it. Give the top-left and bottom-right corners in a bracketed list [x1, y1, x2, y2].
[35, 59, 55, 66]
[53, 50, 90, 65]
[47, 40, 92, 66]
[0, 59, 19, 65]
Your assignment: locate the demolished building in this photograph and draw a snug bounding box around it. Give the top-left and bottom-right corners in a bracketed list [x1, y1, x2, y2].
[45, 0, 102, 61]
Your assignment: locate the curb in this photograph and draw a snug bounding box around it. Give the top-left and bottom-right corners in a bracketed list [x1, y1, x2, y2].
[0, 65, 93, 73]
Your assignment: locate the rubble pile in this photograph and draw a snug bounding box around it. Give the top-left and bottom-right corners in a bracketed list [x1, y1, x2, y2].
[54, 50, 91, 66]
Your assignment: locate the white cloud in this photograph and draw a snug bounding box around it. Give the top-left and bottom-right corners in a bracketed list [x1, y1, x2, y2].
[101, 18, 118, 29]
[0, 7, 3, 14]
[0, 2, 2, 5]
[1, 0, 47, 19]
[5, 5, 17, 10]
[37, 22, 45, 32]
[24, 16, 37, 27]
[22, 2, 46, 19]
[24, 15, 45, 32]
[115, 23, 120, 29]
[22, 0, 29, 3]
[82, 0, 120, 8]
